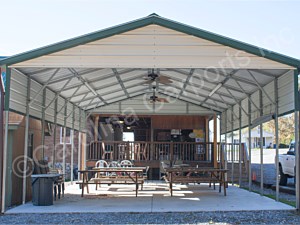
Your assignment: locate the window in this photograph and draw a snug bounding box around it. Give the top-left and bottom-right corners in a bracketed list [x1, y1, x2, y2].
[60, 127, 73, 144]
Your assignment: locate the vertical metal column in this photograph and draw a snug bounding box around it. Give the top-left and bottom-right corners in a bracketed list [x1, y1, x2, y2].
[294, 69, 300, 210]
[248, 98, 252, 191]
[274, 78, 280, 201]
[78, 110, 82, 181]
[41, 89, 46, 159]
[295, 111, 299, 209]
[52, 99, 58, 167]
[1, 111, 9, 212]
[259, 90, 264, 195]
[1, 66, 10, 213]
[213, 114, 218, 168]
[84, 112, 87, 170]
[71, 105, 75, 184]
[239, 106, 242, 186]
[22, 75, 31, 204]
[231, 107, 234, 185]
[62, 100, 67, 181]
[224, 111, 228, 183]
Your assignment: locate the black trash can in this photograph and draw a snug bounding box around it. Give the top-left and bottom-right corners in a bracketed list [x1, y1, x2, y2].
[31, 176, 54, 206]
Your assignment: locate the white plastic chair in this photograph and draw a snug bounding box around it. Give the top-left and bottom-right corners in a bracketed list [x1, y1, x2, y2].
[120, 160, 133, 167]
[94, 160, 108, 189]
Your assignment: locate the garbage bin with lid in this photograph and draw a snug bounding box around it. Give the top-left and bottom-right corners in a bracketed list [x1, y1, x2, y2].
[31, 174, 60, 206]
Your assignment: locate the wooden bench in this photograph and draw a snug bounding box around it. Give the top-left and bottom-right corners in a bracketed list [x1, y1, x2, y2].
[164, 167, 228, 196]
[78, 167, 146, 197]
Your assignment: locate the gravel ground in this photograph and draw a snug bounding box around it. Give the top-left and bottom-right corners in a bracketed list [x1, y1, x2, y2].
[0, 210, 300, 224]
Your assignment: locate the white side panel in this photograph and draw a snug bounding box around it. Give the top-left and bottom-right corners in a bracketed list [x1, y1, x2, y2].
[262, 80, 275, 116]
[241, 98, 249, 128]
[45, 89, 56, 123]
[89, 95, 213, 115]
[250, 90, 260, 124]
[12, 25, 293, 69]
[29, 79, 43, 119]
[56, 96, 65, 127]
[220, 112, 227, 134]
[10, 70, 27, 115]
[278, 70, 295, 115]
[233, 104, 239, 130]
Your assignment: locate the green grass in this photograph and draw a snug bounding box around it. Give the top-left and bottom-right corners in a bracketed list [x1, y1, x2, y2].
[241, 187, 296, 207]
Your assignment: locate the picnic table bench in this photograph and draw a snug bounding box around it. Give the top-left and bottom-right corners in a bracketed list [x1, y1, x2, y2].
[164, 167, 228, 196]
[77, 167, 146, 197]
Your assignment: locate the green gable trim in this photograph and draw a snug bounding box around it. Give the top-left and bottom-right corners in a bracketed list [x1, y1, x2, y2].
[1, 14, 300, 68]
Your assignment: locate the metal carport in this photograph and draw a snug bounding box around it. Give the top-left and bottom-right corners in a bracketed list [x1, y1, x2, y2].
[1, 13, 300, 212]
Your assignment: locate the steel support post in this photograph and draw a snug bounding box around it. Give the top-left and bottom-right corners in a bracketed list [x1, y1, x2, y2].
[41, 89, 46, 159]
[239, 106, 242, 186]
[224, 111, 228, 183]
[1, 66, 10, 213]
[78, 110, 82, 180]
[62, 100, 67, 181]
[274, 78, 280, 201]
[84, 112, 87, 170]
[248, 98, 252, 191]
[259, 90, 264, 195]
[1, 111, 9, 212]
[22, 75, 31, 204]
[52, 99, 58, 167]
[71, 105, 75, 183]
[295, 111, 299, 209]
[231, 107, 234, 185]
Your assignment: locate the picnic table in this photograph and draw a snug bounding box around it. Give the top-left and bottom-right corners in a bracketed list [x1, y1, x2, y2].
[77, 167, 146, 197]
[164, 167, 228, 196]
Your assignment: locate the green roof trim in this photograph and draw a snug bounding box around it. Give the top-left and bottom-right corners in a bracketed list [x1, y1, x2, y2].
[1, 14, 300, 68]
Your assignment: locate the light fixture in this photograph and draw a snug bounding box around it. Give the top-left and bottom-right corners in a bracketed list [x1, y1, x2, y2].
[85, 82, 98, 96]
[209, 83, 222, 97]
[119, 120, 124, 124]
[127, 126, 131, 129]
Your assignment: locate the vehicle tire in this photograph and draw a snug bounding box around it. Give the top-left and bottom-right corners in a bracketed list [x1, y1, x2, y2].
[279, 165, 288, 186]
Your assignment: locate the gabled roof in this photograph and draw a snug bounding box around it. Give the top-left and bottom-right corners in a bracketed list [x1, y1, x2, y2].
[0, 13, 299, 68]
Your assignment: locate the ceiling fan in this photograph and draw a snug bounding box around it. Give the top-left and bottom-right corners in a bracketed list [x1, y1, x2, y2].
[143, 69, 173, 84]
[149, 87, 169, 103]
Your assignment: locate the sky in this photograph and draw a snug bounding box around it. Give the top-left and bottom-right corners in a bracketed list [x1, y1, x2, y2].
[0, 0, 299, 59]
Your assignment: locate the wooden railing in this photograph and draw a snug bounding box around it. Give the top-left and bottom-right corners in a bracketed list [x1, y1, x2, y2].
[88, 141, 217, 163]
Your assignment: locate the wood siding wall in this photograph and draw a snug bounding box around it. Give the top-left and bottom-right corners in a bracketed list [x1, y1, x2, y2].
[7, 112, 42, 207]
[151, 115, 205, 129]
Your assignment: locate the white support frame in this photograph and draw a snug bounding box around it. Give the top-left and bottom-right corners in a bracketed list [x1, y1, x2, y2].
[62, 99, 67, 181]
[274, 78, 280, 201]
[52, 99, 58, 167]
[1, 111, 9, 213]
[248, 97, 252, 191]
[231, 107, 234, 185]
[259, 90, 264, 196]
[239, 106, 242, 186]
[71, 104, 75, 184]
[22, 74, 31, 204]
[77, 110, 82, 181]
[41, 89, 46, 158]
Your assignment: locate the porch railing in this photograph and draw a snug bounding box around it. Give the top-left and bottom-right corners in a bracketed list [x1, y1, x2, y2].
[88, 141, 217, 163]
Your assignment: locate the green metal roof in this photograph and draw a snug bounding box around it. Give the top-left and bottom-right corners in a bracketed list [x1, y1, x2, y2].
[1, 13, 300, 68]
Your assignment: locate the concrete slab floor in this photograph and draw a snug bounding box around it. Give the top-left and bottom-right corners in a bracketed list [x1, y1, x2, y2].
[5, 181, 293, 214]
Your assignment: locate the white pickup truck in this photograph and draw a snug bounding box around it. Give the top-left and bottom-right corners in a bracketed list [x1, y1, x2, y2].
[278, 141, 295, 186]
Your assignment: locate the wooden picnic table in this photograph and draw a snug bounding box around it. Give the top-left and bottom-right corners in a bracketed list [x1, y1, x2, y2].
[78, 167, 146, 197]
[164, 167, 228, 196]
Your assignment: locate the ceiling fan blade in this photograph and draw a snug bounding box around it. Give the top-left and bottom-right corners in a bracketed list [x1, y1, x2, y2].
[156, 98, 169, 103]
[157, 76, 173, 84]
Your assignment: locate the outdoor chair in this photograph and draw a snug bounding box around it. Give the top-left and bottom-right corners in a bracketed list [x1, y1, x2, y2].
[120, 160, 133, 167]
[94, 160, 109, 189]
